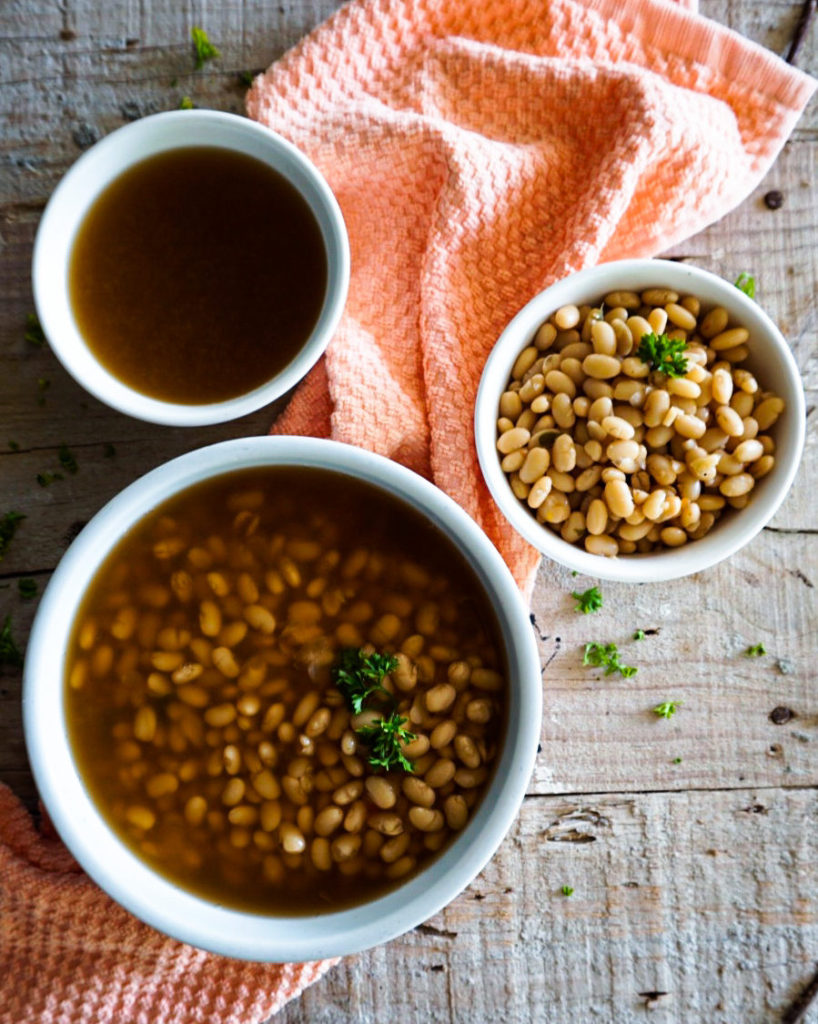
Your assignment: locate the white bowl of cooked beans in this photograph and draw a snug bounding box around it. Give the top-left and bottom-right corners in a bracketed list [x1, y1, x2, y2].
[475, 259, 805, 582]
[23, 436, 541, 960]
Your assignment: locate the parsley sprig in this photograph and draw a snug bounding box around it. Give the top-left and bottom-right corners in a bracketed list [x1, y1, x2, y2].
[734, 273, 756, 299]
[583, 641, 636, 678]
[332, 649, 416, 772]
[637, 332, 688, 378]
[0, 511, 25, 562]
[572, 586, 602, 614]
[333, 649, 398, 714]
[356, 713, 416, 773]
[0, 616, 23, 669]
[191, 26, 220, 69]
[746, 643, 767, 657]
[653, 701, 682, 719]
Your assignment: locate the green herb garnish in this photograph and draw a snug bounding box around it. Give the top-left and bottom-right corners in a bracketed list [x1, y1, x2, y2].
[672, 757, 682, 764]
[746, 643, 767, 657]
[0, 511, 25, 562]
[24, 313, 46, 346]
[58, 444, 78, 475]
[572, 586, 602, 614]
[734, 273, 756, 299]
[356, 712, 416, 773]
[561, 885, 574, 897]
[583, 641, 637, 678]
[238, 70, 255, 88]
[633, 629, 646, 641]
[36, 471, 63, 487]
[637, 332, 688, 378]
[36, 378, 50, 406]
[179, 95, 195, 109]
[653, 701, 682, 719]
[0, 616, 23, 669]
[333, 648, 398, 714]
[8, 441, 20, 451]
[191, 26, 220, 69]
[18, 578, 38, 600]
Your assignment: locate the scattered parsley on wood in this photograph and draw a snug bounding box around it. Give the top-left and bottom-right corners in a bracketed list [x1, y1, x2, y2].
[179, 95, 195, 109]
[0, 511, 25, 561]
[583, 641, 637, 678]
[58, 444, 79, 475]
[746, 643, 767, 657]
[18, 578, 38, 600]
[24, 313, 46, 346]
[637, 332, 688, 378]
[672, 757, 682, 764]
[36, 378, 50, 406]
[734, 273, 756, 299]
[356, 712, 416, 773]
[572, 586, 602, 614]
[0, 616, 23, 669]
[191, 26, 220, 69]
[8, 440, 20, 451]
[633, 629, 646, 641]
[561, 885, 574, 897]
[103, 443, 117, 458]
[238, 70, 255, 88]
[653, 701, 682, 719]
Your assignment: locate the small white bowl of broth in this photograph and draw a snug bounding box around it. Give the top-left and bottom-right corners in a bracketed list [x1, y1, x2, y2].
[23, 437, 541, 961]
[32, 111, 349, 426]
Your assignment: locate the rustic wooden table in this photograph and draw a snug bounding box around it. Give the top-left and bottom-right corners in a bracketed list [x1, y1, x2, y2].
[1, 2, 816, 1022]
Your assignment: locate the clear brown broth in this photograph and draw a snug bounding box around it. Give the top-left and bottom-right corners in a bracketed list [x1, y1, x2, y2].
[68, 147, 328, 404]
[65, 467, 507, 914]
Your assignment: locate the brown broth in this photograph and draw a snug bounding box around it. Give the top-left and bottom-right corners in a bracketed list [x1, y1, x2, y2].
[65, 467, 507, 914]
[69, 147, 328, 404]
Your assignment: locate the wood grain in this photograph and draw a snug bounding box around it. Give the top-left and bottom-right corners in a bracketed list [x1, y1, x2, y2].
[0, 1, 816, 1021]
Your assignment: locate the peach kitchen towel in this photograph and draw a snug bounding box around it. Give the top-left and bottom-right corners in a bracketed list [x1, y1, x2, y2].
[3, 2, 816, 1023]
[248, 0, 815, 597]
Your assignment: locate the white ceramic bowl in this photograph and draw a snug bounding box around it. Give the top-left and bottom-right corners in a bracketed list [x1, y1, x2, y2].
[23, 436, 541, 961]
[475, 259, 805, 583]
[32, 111, 349, 426]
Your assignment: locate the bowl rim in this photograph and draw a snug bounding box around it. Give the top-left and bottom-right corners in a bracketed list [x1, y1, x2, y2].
[31, 110, 350, 427]
[475, 258, 806, 583]
[23, 436, 541, 961]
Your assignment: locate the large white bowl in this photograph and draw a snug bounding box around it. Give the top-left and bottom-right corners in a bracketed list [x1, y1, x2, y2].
[32, 111, 349, 426]
[23, 436, 541, 961]
[475, 259, 805, 583]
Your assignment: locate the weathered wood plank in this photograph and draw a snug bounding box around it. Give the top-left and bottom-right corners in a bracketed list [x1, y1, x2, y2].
[276, 787, 818, 1024]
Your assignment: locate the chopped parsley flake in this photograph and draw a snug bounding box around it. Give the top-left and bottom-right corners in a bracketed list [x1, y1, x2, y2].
[179, 95, 194, 109]
[0, 616, 23, 669]
[734, 273, 756, 299]
[18, 578, 38, 600]
[653, 701, 682, 719]
[746, 643, 767, 657]
[0, 511, 25, 562]
[103, 443, 117, 458]
[561, 885, 574, 897]
[572, 586, 602, 614]
[583, 641, 637, 678]
[24, 313, 46, 346]
[633, 629, 646, 641]
[58, 444, 78, 475]
[191, 26, 220, 69]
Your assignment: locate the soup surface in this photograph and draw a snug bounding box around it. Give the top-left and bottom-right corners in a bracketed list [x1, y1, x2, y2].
[65, 467, 506, 913]
[69, 147, 328, 404]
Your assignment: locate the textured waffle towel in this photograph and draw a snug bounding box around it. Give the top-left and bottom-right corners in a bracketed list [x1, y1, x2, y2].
[2, 0, 814, 1021]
